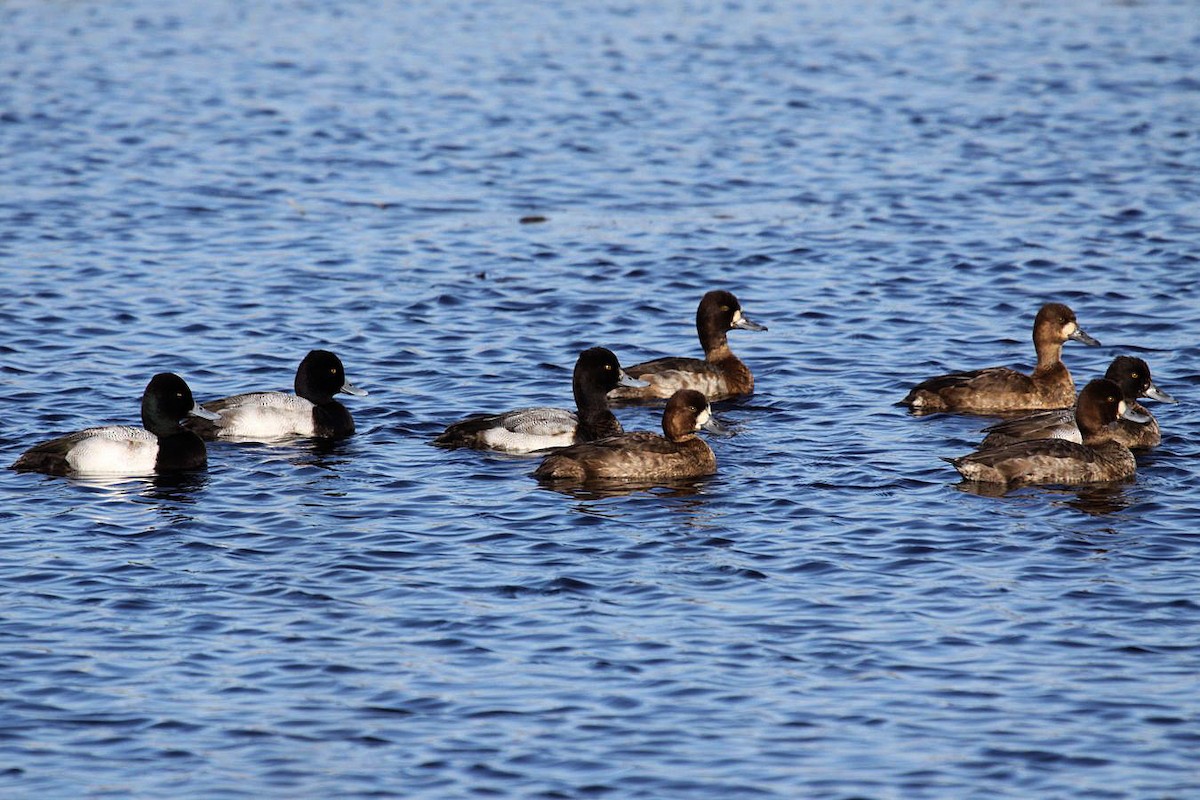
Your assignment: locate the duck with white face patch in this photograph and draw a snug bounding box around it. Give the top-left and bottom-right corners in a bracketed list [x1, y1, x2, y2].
[534, 389, 725, 482]
[979, 355, 1176, 449]
[609, 290, 767, 403]
[901, 302, 1100, 413]
[945, 378, 1150, 487]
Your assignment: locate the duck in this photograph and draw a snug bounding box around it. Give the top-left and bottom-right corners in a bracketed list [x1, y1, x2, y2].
[534, 388, 723, 481]
[979, 355, 1175, 449]
[185, 349, 367, 441]
[945, 378, 1150, 486]
[434, 347, 646, 454]
[10, 372, 220, 476]
[608, 289, 767, 403]
[900, 302, 1100, 413]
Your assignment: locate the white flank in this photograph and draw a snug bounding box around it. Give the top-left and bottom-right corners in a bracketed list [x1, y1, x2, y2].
[479, 408, 577, 453]
[65, 426, 159, 475]
[213, 393, 317, 439]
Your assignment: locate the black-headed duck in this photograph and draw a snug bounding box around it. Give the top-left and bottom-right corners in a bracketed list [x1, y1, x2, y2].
[534, 388, 722, 481]
[980, 355, 1175, 450]
[609, 290, 767, 403]
[434, 347, 645, 454]
[901, 302, 1099, 413]
[186, 349, 367, 441]
[945, 378, 1150, 486]
[11, 372, 219, 476]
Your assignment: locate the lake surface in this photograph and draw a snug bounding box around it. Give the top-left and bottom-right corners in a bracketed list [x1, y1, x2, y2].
[2, 0, 1199, 797]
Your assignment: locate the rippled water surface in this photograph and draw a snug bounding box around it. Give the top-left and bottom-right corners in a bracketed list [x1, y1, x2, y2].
[3, 1, 1200, 797]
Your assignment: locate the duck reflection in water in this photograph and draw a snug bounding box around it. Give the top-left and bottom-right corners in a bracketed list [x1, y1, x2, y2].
[953, 480, 1133, 516]
[535, 475, 712, 501]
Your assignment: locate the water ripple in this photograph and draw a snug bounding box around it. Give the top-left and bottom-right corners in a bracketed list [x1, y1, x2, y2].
[2, 0, 1199, 798]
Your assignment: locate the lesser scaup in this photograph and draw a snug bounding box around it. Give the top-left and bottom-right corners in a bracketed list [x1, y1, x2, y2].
[534, 388, 723, 481]
[979, 355, 1175, 450]
[608, 290, 767, 403]
[901, 302, 1100, 413]
[945, 378, 1150, 486]
[434, 346, 646, 454]
[11, 372, 220, 476]
[186, 349, 367, 441]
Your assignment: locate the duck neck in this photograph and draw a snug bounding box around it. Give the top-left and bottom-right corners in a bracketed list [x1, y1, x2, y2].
[1076, 405, 1114, 446]
[576, 409, 621, 440]
[1031, 338, 1066, 377]
[699, 327, 730, 359]
[662, 414, 699, 442]
[574, 382, 620, 439]
[141, 406, 181, 438]
[706, 342, 751, 391]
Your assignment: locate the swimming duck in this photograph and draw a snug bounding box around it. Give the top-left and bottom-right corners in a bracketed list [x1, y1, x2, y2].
[901, 302, 1099, 413]
[434, 347, 645, 454]
[945, 378, 1149, 486]
[534, 388, 723, 481]
[186, 349, 367, 441]
[11, 372, 220, 476]
[979, 355, 1175, 449]
[608, 290, 767, 403]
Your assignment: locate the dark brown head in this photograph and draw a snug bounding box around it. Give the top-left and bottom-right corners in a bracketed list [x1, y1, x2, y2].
[661, 389, 722, 441]
[1033, 303, 1099, 348]
[1075, 377, 1151, 440]
[695, 290, 767, 350]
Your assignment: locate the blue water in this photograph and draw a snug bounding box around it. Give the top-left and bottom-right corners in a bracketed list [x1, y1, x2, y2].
[3, 1, 1200, 797]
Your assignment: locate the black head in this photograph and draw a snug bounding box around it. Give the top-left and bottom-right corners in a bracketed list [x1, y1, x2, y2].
[661, 388, 712, 441]
[1105, 356, 1150, 400]
[574, 347, 624, 391]
[1074, 378, 1134, 438]
[1106, 354, 1176, 404]
[295, 349, 366, 403]
[141, 373, 200, 436]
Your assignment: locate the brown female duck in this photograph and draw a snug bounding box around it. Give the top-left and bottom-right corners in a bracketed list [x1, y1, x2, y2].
[901, 302, 1099, 413]
[535, 389, 722, 481]
[946, 378, 1150, 486]
[609, 290, 767, 403]
[979, 355, 1175, 449]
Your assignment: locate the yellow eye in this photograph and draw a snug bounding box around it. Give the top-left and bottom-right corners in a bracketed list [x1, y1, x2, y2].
[1131, 372, 1139, 379]
[605, 364, 612, 370]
